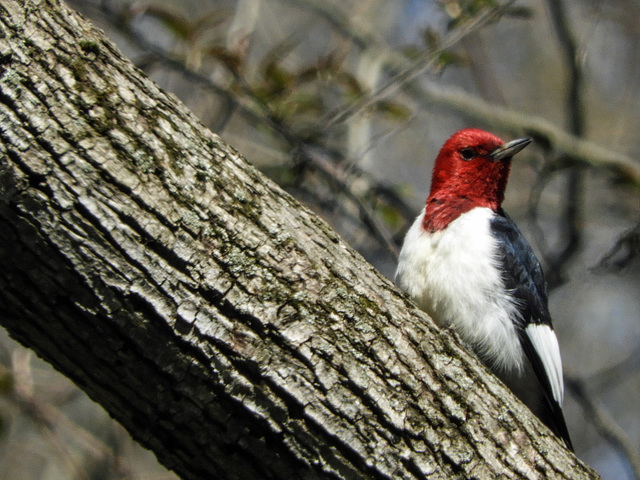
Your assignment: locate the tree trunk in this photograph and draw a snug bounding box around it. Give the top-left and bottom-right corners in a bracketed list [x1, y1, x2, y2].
[0, 1, 598, 479]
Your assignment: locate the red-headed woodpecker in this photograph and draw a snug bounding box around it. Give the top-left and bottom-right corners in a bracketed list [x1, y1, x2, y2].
[395, 128, 573, 450]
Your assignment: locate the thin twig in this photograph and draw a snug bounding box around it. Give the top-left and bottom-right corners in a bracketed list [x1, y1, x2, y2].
[299, 145, 400, 257]
[567, 378, 640, 480]
[290, 0, 640, 185]
[320, 4, 508, 129]
[10, 350, 137, 480]
[592, 222, 640, 272]
[542, 0, 585, 288]
[415, 82, 640, 184]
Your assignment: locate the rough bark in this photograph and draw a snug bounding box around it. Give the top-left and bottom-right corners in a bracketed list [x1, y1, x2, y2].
[0, 1, 598, 479]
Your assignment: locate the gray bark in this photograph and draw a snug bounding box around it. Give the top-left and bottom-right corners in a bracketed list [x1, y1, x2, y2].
[0, 1, 598, 479]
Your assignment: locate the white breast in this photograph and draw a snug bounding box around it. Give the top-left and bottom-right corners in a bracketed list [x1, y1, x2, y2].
[395, 207, 524, 372]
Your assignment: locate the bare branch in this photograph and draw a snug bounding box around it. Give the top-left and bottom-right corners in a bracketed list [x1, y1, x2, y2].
[415, 82, 640, 185]
[9, 351, 136, 479]
[320, 4, 508, 129]
[593, 222, 640, 272]
[279, 0, 640, 186]
[567, 378, 640, 480]
[540, 0, 585, 287]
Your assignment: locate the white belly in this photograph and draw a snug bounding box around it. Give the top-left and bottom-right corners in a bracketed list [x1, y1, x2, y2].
[395, 207, 524, 372]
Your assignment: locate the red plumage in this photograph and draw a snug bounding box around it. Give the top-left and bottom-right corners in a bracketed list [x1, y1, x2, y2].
[423, 129, 512, 232]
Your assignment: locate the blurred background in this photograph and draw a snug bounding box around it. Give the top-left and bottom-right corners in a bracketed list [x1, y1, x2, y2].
[1, 0, 639, 478]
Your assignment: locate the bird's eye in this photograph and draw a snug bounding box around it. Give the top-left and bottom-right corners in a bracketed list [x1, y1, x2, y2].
[460, 148, 475, 161]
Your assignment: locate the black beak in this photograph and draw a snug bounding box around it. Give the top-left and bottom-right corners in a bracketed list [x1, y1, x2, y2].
[490, 137, 532, 161]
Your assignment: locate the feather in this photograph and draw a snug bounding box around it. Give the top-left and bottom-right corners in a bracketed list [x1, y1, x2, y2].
[490, 210, 573, 450]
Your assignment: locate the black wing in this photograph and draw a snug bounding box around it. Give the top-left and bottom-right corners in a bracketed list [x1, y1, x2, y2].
[491, 209, 573, 450]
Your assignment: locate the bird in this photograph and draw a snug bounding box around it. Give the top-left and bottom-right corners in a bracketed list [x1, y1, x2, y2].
[395, 128, 573, 450]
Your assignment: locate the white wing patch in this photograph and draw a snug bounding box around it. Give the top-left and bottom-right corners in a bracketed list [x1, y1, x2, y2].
[526, 324, 564, 404]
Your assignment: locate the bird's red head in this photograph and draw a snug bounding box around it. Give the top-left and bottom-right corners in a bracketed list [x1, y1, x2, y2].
[423, 128, 531, 232]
